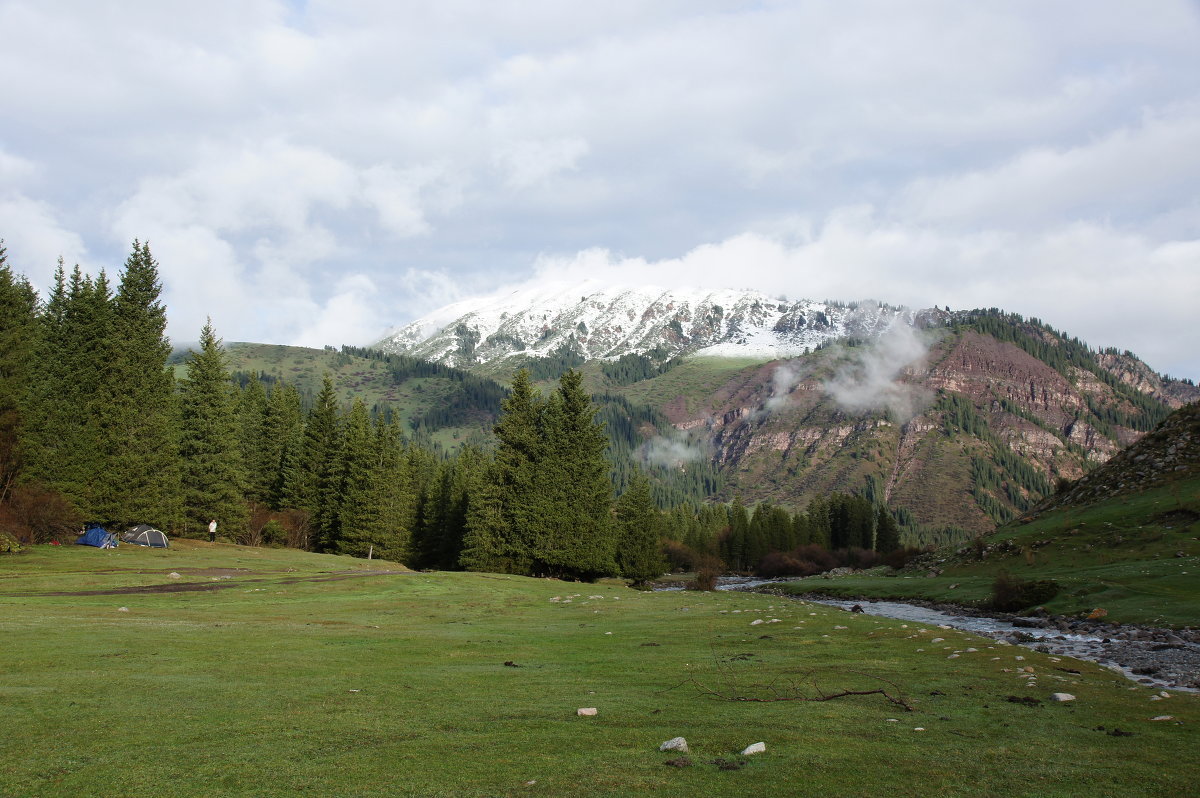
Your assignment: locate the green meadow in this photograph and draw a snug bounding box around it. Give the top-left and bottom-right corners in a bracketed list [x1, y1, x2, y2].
[2, 542, 1196, 797]
[776, 476, 1200, 627]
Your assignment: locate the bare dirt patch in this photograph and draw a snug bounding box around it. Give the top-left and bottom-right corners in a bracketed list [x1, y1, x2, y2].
[0, 570, 411, 597]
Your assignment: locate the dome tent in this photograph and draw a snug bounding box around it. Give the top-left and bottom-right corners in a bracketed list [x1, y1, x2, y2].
[123, 524, 169, 548]
[75, 525, 118, 548]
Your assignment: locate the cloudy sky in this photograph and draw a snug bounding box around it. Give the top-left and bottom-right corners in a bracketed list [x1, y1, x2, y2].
[2, 1, 1198, 379]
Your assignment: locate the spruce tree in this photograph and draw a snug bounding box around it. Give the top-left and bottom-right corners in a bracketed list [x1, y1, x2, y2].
[236, 374, 272, 503]
[106, 242, 181, 527]
[875, 505, 901, 553]
[178, 320, 248, 537]
[531, 370, 617, 579]
[0, 242, 39, 504]
[614, 469, 666, 586]
[334, 398, 378, 556]
[29, 267, 118, 517]
[265, 381, 304, 510]
[289, 373, 342, 551]
[461, 369, 541, 573]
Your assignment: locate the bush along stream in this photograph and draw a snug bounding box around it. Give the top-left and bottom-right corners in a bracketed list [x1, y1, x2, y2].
[710, 577, 1200, 692]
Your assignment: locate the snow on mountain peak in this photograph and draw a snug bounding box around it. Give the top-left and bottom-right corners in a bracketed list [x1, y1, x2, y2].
[375, 284, 920, 369]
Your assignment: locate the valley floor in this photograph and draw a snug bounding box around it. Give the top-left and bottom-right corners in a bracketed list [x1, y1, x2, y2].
[1, 541, 1197, 797]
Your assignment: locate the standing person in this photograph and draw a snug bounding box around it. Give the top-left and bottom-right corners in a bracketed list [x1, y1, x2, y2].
[208, 519, 217, 542]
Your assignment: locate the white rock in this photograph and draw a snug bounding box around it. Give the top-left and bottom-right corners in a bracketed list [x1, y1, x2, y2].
[1050, 693, 1075, 702]
[750, 619, 764, 625]
[659, 737, 689, 753]
[741, 742, 766, 755]
[931, 638, 944, 643]
[947, 654, 959, 659]
[117, 607, 129, 612]
[168, 572, 181, 579]
[1150, 715, 1175, 721]
[577, 707, 597, 716]
[1149, 695, 1163, 701]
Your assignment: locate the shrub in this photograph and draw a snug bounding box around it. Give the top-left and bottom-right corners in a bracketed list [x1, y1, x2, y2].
[661, 540, 697, 571]
[0, 482, 81, 544]
[990, 570, 1060, 611]
[687, 554, 724, 591]
[883, 547, 922, 569]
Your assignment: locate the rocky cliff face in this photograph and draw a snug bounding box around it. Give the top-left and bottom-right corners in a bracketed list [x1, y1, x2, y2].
[1035, 401, 1200, 512]
[616, 325, 1198, 536]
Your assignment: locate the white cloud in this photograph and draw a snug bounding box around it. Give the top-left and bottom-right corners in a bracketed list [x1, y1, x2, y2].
[643, 432, 707, 467]
[822, 319, 933, 422]
[0, 1, 1197, 378]
[0, 194, 88, 286]
[290, 273, 387, 349]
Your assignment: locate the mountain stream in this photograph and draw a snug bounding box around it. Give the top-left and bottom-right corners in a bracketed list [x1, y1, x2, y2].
[699, 577, 1200, 692]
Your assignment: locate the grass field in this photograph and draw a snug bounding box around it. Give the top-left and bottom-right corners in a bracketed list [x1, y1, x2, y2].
[2, 541, 1197, 797]
[777, 476, 1200, 627]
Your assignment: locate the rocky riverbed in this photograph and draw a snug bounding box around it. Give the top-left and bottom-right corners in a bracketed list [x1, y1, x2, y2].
[710, 578, 1200, 692]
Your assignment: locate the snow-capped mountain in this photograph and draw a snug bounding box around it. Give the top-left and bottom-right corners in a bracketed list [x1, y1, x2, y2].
[375, 282, 928, 369]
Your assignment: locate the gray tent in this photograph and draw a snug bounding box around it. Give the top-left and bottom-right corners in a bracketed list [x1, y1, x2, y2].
[123, 524, 169, 548]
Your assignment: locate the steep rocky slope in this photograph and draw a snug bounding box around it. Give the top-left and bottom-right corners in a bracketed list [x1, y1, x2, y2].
[600, 318, 1198, 538]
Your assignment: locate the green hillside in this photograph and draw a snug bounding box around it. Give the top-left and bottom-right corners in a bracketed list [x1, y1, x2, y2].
[777, 402, 1200, 626]
[217, 343, 505, 449]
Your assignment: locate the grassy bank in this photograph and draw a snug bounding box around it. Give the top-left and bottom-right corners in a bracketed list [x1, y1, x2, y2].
[779, 476, 1200, 627]
[1, 542, 1196, 797]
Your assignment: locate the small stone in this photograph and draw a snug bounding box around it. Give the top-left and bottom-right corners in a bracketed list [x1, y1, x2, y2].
[1150, 715, 1175, 721]
[168, 572, 181, 579]
[931, 638, 944, 643]
[913, 727, 926, 731]
[1050, 693, 1075, 702]
[576, 707, 597, 716]
[659, 737, 688, 753]
[947, 654, 959, 659]
[741, 742, 766, 755]
[750, 619, 764, 625]
[117, 607, 129, 612]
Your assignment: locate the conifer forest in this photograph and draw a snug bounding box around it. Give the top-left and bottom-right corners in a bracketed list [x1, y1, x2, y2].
[0, 240, 910, 581]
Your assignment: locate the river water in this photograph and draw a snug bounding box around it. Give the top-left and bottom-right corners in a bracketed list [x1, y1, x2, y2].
[699, 577, 1200, 692]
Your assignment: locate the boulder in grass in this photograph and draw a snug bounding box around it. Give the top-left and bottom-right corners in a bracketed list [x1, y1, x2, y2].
[1051, 693, 1075, 702]
[576, 707, 597, 716]
[659, 737, 688, 753]
[741, 742, 766, 755]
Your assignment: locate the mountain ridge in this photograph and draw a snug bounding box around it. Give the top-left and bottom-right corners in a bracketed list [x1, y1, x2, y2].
[376, 283, 931, 371]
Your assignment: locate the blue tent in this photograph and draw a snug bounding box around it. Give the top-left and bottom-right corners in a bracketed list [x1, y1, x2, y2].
[75, 525, 118, 548]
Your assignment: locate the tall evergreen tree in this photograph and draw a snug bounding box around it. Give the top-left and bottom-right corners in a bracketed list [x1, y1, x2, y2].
[530, 370, 617, 579]
[875, 505, 901, 554]
[334, 398, 378, 556]
[178, 320, 248, 537]
[26, 266, 119, 517]
[287, 373, 342, 551]
[462, 369, 542, 573]
[0, 242, 40, 504]
[104, 241, 181, 527]
[236, 374, 272, 503]
[614, 468, 666, 585]
[265, 381, 304, 510]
